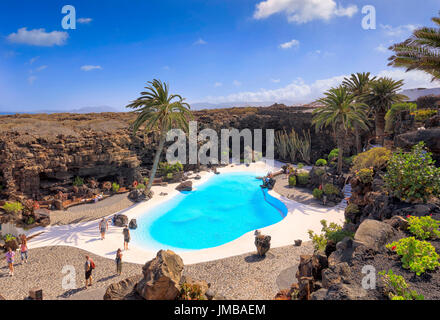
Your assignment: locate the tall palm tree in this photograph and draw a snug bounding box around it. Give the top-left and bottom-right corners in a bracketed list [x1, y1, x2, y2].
[342, 72, 376, 153]
[388, 13, 440, 81]
[362, 77, 407, 146]
[127, 79, 192, 193]
[313, 86, 369, 174]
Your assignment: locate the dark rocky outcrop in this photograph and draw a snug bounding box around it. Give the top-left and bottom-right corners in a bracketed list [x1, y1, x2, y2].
[129, 219, 137, 230]
[395, 128, 440, 162]
[103, 275, 143, 300]
[175, 181, 192, 192]
[113, 214, 128, 227]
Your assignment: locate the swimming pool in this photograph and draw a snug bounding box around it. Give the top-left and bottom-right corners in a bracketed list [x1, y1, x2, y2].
[131, 172, 288, 251]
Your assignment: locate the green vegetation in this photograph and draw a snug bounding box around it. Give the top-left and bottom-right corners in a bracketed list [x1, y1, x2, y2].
[345, 203, 359, 217]
[389, 13, 440, 81]
[288, 175, 297, 187]
[356, 168, 374, 184]
[127, 79, 192, 193]
[274, 129, 312, 164]
[379, 269, 424, 300]
[351, 147, 392, 172]
[314, 167, 325, 176]
[313, 188, 323, 200]
[386, 237, 440, 276]
[159, 162, 183, 175]
[2, 201, 23, 214]
[323, 183, 340, 196]
[297, 163, 305, 170]
[315, 159, 327, 166]
[26, 217, 35, 225]
[136, 183, 146, 190]
[384, 142, 440, 202]
[407, 216, 440, 240]
[328, 148, 339, 162]
[363, 78, 407, 145]
[313, 86, 369, 173]
[4, 234, 16, 242]
[180, 282, 205, 300]
[412, 109, 438, 122]
[343, 155, 355, 166]
[112, 182, 120, 193]
[385, 103, 417, 133]
[308, 220, 354, 251]
[296, 172, 310, 185]
[166, 173, 173, 180]
[73, 176, 84, 187]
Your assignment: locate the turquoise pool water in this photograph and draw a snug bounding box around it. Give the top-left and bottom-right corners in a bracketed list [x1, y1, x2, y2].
[131, 172, 287, 250]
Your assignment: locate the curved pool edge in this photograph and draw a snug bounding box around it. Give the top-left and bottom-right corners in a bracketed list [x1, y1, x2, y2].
[26, 161, 345, 265]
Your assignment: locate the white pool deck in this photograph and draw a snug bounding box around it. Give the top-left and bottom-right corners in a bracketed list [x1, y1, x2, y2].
[27, 161, 345, 265]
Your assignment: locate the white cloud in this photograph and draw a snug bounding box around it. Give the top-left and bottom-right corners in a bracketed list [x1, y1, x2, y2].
[29, 56, 39, 64]
[380, 24, 418, 37]
[80, 65, 103, 71]
[233, 80, 242, 87]
[214, 82, 223, 87]
[205, 70, 440, 104]
[77, 18, 92, 24]
[28, 75, 37, 85]
[271, 79, 281, 83]
[254, 0, 358, 24]
[194, 38, 207, 45]
[163, 66, 170, 70]
[7, 28, 68, 46]
[279, 39, 299, 49]
[35, 65, 48, 72]
[375, 44, 388, 53]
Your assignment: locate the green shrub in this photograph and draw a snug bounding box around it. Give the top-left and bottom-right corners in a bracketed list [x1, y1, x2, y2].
[297, 163, 305, 169]
[314, 168, 325, 176]
[386, 237, 440, 276]
[356, 168, 374, 184]
[136, 183, 146, 190]
[73, 176, 84, 187]
[351, 147, 392, 172]
[288, 175, 297, 187]
[296, 172, 310, 185]
[323, 183, 340, 196]
[2, 202, 23, 214]
[4, 234, 16, 242]
[407, 216, 440, 240]
[166, 173, 173, 180]
[412, 109, 438, 122]
[345, 203, 359, 216]
[26, 216, 35, 225]
[313, 188, 323, 199]
[379, 269, 424, 300]
[385, 103, 417, 133]
[328, 149, 339, 162]
[159, 162, 183, 175]
[343, 156, 355, 166]
[143, 177, 149, 185]
[112, 182, 120, 193]
[308, 220, 353, 251]
[384, 142, 440, 202]
[315, 159, 328, 166]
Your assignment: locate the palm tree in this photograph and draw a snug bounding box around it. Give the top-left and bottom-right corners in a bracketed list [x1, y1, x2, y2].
[388, 13, 440, 81]
[313, 86, 369, 174]
[342, 72, 376, 153]
[127, 79, 192, 193]
[362, 77, 407, 146]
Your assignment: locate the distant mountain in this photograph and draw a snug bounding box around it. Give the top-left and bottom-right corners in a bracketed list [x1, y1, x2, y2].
[401, 87, 440, 101]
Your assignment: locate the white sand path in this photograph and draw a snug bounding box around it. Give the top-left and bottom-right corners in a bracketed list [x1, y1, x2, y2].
[27, 161, 345, 265]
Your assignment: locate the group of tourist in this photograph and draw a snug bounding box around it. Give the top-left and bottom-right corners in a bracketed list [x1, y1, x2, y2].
[4, 234, 28, 277]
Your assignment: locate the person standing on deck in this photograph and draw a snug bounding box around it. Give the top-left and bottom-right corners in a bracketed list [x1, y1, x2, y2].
[84, 255, 95, 288]
[115, 249, 123, 275]
[123, 225, 130, 250]
[99, 218, 108, 240]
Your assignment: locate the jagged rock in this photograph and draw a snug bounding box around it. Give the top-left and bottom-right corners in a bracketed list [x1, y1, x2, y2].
[354, 219, 395, 252]
[128, 189, 146, 202]
[175, 181, 192, 192]
[311, 288, 328, 300]
[324, 283, 368, 300]
[104, 275, 143, 300]
[254, 232, 271, 256]
[384, 215, 409, 231]
[321, 263, 351, 289]
[194, 175, 201, 180]
[395, 128, 440, 162]
[113, 214, 128, 227]
[294, 239, 302, 246]
[425, 115, 440, 128]
[135, 250, 184, 300]
[324, 240, 337, 258]
[129, 219, 137, 230]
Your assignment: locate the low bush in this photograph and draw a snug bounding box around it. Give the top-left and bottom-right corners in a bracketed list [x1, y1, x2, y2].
[411, 109, 438, 122]
[384, 142, 440, 202]
[288, 175, 297, 187]
[345, 203, 359, 216]
[296, 172, 310, 185]
[386, 237, 440, 276]
[328, 149, 339, 162]
[351, 147, 392, 172]
[343, 156, 355, 166]
[323, 183, 340, 196]
[407, 216, 440, 240]
[73, 176, 84, 187]
[2, 202, 23, 214]
[159, 162, 183, 175]
[136, 183, 146, 190]
[379, 269, 424, 300]
[26, 217, 35, 225]
[314, 167, 325, 176]
[180, 283, 205, 300]
[4, 234, 16, 242]
[308, 220, 353, 251]
[356, 168, 374, 184]
[313, 188, 323, 199]
[315, 159, 328, 166]
[297, 163, 305, 170]
[112, 182, 120, 193]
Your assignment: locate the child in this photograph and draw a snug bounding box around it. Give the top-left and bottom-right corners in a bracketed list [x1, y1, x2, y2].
[5, 247, 15, 276]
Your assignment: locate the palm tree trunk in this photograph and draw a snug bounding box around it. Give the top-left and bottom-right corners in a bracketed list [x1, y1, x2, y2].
[354, 124, 362, 154]
[375, 110, 386, 146]
[337, 135, 344, 174]
[146, 130, 167, 193]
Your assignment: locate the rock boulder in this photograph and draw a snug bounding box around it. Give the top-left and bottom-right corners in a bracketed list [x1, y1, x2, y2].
[175, 181, 192, 192]
[354, 219, 395, 252]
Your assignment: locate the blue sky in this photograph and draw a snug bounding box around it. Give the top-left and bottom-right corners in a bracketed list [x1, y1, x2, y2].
[1, 0, 440, 112]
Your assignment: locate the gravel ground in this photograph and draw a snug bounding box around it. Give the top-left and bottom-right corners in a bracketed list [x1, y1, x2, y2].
[50, 193, 135, 225]
[0, 242, 313, 300]
[0, 246, 142, 300]
[184, 241, 314, 300]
